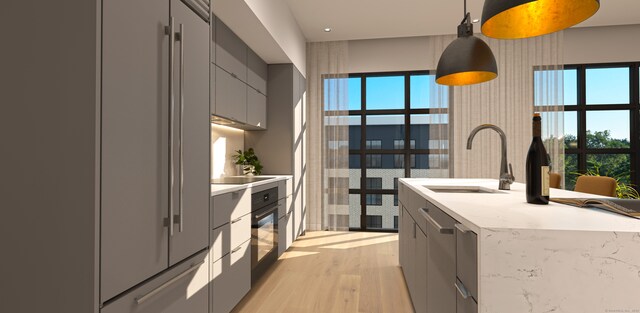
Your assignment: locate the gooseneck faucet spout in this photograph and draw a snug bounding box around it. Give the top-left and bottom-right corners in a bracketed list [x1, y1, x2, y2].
[466, 124, 515, 190]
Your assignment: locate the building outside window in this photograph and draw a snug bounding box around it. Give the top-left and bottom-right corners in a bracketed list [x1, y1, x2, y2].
[347, 71, 450, 231]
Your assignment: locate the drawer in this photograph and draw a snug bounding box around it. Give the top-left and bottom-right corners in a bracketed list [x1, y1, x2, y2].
[211, 188, 250, 229]
[278, 180, 286, 200]
[278, 210, 294, 256]
[456, 224, 478, 300]
[210, 212, 250, 262]
[456, 278, 478, 313]
[278, 198, 286, 219]
[211, 240, 251, 313]
[102, 250, 208, 313]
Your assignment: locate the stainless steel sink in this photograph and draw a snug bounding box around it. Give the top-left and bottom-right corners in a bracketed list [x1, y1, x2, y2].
[425, 185, 501, 194]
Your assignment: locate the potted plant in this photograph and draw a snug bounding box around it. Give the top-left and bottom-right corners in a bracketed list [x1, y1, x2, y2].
[232, 148, 263, 176]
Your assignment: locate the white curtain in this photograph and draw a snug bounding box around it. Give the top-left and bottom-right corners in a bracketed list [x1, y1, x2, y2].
[430, 32, 565, 185]
[306, 41, 350, 231]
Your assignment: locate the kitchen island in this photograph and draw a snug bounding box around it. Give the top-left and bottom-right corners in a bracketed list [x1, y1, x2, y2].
[399, 178, 640, 313]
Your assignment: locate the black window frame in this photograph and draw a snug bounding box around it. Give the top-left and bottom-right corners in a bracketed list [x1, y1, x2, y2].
[348, 70, 451, 232]
[555, 62, 639, 190]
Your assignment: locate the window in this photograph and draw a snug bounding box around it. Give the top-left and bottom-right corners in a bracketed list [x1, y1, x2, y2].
[536, 64, 639, 190]
[366, 215, 383, 228]
[347, 71, 450, 231]
[365, 194, 382, 206]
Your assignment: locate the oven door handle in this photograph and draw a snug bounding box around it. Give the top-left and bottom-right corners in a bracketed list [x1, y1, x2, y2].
[254, 205, 278, 221]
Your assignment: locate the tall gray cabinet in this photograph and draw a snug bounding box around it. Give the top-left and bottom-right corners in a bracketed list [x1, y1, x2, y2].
[1, 1, 211, 312]
[102, 0, 210, 306]
[245, 64, 307, 239]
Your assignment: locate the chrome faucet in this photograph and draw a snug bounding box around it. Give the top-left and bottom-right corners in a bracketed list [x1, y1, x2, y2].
[466, 124, 515, 190]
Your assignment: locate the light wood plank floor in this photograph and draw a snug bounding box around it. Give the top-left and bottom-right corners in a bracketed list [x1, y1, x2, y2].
[232, 231, 414, 313]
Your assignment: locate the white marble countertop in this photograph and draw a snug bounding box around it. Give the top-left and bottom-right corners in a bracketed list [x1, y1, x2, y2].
[210, 175, 291, 196]
[401, 178, 640, 233]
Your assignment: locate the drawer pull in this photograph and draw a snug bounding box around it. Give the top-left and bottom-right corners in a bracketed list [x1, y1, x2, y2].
[419, 208, 454, 235]
[231, 246, 242, 253]
[455, 223, 471, 234]
[455, 279, 471, 300]
[135, 260, 204, 304]
[231, 217, 242, 224]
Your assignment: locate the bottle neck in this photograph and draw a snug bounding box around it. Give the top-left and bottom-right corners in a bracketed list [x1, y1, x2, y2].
[532, 118, 541, 137]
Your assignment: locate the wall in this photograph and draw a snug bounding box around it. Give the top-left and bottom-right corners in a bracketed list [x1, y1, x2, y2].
[211, 124, 245, 178]
[0, 0, 100, 312]
[348, 24, 640, 72]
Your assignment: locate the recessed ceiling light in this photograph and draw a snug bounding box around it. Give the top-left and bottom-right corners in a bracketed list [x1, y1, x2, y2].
[324, 27, 332, 32]
[472, 19, 480, 23]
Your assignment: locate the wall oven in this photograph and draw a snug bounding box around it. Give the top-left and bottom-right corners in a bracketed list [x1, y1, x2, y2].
[251, 187, 279, 284]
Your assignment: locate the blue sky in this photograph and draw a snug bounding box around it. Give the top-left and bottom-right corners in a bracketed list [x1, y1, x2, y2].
[328, 68, 633, 141]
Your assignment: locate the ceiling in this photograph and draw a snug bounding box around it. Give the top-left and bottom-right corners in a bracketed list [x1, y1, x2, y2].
[284, 0, 640, 42]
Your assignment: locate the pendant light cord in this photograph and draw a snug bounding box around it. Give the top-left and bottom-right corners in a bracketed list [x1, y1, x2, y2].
[460, 0, 469, 25]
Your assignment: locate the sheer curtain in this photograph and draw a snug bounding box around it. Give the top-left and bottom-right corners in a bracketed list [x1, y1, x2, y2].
[431, 32, 566, 184]
[306, 41, 350, 231]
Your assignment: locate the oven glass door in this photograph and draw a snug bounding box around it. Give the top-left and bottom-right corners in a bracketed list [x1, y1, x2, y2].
[251, 203, 278, 278]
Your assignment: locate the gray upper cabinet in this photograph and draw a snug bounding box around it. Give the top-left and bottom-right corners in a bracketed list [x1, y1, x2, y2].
[215, 65, 247, 123]
[210, 14, 216, 63]
[247, 48, 267, 95]
[247, 87, 267, 129]
[102, 0, 210, 303]
[101, 0, 170, 302]
[168, 0, 210, 266]
[215, 18, 247, 82]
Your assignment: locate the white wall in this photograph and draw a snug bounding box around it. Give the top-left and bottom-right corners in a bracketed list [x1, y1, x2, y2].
[563, 24, 640, 64]
[211, 124, 245, 178]
[348, 24, 640, 73]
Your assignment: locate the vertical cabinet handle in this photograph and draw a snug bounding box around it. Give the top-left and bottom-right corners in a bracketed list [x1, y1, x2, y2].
[166, 17, 176, 237]
[178, 23, 185, 233]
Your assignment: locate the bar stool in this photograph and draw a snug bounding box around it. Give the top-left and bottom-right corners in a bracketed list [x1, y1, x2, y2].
[574, 175, 617, 197]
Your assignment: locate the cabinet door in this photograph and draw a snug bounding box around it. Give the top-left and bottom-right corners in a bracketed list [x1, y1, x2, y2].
[215, 66, 247, 123]
[247, 48, 267, 95]
[101, 0, 169, 302]
[169, 0, 211, 266]
[211, 240, 251, 313]
[401, 207, 415, 300]
[215, 19, 247, 82]
[247, 87, 267, 129]
[210, 14, 216, 63]
[102, 251, 209, 313]
[456, 226, 478, 300]
[426, 208, 457, 313]
[210, 63, 216, 115]
[414, 228, 428, 313]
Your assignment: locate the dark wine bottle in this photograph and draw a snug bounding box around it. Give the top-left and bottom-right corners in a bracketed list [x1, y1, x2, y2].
[526, 113, 550, 204]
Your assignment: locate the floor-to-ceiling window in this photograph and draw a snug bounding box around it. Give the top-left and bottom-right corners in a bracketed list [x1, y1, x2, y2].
[536, 63, 639, 190]
[348, 71, 450, 231]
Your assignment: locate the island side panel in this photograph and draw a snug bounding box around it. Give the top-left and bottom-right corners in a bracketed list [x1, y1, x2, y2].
[479, 228, 640, 313]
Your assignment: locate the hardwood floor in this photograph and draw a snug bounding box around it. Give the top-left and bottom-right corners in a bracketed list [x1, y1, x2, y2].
[232, 231, 414, 313]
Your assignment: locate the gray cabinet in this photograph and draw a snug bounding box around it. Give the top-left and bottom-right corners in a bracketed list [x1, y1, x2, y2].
[101, 0, 170, 301]
[247, 48, 268, 95]
[168, 0, 210, 266]
[210, 188, 252, 313]
[246, 65, 306, 237]
[215, 18, 247, 82]
[101, 0, 210, 303]
[102, 251, 209, 313]
[211, 240, 251, 313]
[399, 184, 479, 313]
[215, 65, 247, 123]
[247, 87, 267, 129]
[425, 206, 457, 313]
[277, 178, 295, 256]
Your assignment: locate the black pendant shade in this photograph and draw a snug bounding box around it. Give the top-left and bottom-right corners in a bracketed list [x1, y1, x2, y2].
[481, 0, 600, 39]
[436, 18, 498, 86]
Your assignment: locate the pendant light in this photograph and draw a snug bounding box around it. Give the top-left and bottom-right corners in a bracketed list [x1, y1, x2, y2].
[481, 0, 600, 39]
[436, 0, 497, 86]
